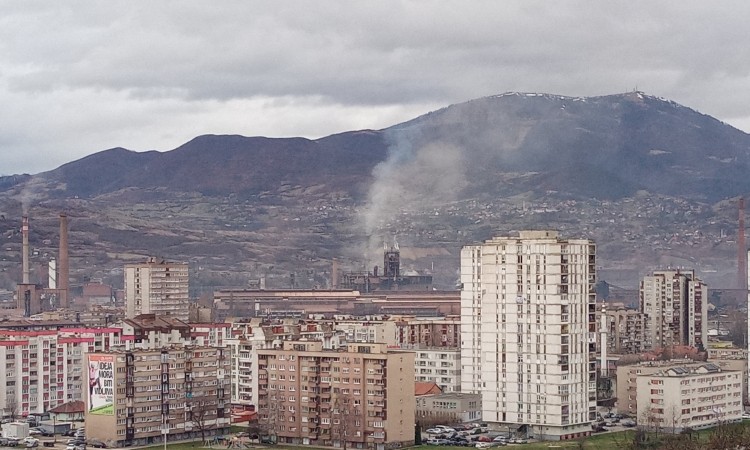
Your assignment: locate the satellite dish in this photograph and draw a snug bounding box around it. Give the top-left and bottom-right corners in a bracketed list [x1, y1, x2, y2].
[516, 296, 524, 303]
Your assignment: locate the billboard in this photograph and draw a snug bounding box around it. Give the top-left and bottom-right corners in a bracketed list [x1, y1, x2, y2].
[88, 354, 115, 415]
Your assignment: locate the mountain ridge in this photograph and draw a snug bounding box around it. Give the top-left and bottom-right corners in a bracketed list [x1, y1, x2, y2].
[1, 91, 749, 291]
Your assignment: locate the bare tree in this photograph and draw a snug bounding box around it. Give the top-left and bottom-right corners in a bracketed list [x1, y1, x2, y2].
[332, 393, 362, 450]
[258, 400, 281, 444]
[190, 399, 217, 445]
[4, 396, 17, 421]
[245, 419, 264, 443]
[639, 406, 662, 439]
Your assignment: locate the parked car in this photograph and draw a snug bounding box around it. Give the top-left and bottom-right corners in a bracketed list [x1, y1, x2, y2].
[28, 430, 42, 436]
[475, 443, 492, 449]
[426, 428, 443, 434]
[7, 438, 20, 447]
[88, 440, 106, 448]
[492, 436, 507, 442]
[435, 425, 456, 432]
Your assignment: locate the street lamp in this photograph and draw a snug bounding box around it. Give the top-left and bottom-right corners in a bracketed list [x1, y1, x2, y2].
[162, 416, 168, 450]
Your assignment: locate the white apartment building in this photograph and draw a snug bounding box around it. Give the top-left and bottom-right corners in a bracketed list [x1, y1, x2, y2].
[414, 348, 461, 392]
[636, 363, 742, 432]
[640, 270, 707, 350]
[461, 231, 597, 441]
[0, 327, 122, 417]
[125, 258, 189, 321]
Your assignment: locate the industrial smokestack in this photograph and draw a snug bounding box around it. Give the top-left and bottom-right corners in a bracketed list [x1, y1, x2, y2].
[21, 216, 30, 284]
[331, 259, 339, 289]
[739, 198, 747, 290]
[59, 213, 69, 306]
[48, 259, 57, 289]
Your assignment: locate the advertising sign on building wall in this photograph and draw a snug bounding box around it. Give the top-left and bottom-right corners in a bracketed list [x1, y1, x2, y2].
[88, 354, 115, 415]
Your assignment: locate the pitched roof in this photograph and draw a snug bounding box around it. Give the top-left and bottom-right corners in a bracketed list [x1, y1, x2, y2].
[49, 400, 85, 414]
[415, 381, 443, 396]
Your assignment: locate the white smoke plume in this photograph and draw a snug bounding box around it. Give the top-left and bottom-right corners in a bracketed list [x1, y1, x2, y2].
[358, 129, 467, 268]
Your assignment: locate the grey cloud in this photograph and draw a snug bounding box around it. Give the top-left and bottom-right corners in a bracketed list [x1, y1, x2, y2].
[2, 1, 750, 174]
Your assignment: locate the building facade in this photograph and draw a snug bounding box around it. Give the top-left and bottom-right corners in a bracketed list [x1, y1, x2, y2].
[640, 270, 707, 350]
[0, 328, 121, 417]
[416, 393, 481, 424]
[394, 316, 461, 348]
[461, 231, 597, 441]
[413, 348, 461, 393]
[635, 364, 742, 432]
[600, 306, 646, 355]
[85, 346, 231, 447]
[257, 341, 415, 449]
[125, 258, 190, 321]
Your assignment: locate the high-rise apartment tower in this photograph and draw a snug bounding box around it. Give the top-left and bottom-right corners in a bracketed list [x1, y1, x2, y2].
[460, 231, 597, 441]
[125, 258, 190, 321]
[639, 270, 707, 350]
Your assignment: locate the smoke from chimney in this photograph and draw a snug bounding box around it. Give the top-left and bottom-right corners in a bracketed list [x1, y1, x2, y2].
[59, 213, 69, 307]
[21, 216, 29, 284]
[739, 198, 747, 291]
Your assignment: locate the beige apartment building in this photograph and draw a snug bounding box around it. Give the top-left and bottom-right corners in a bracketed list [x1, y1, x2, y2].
[640, 270, 707, 350]
[257, 341, 415, 449]
[599, 306, 646, 355]
[461, 231, 598, 441]
[636, 363, 742, 432]
[125, 258, 190, 321]
[85, 346, 231, 447]
[394, 315, 461, 348]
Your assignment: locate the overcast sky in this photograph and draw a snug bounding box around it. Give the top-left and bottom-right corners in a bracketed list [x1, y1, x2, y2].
[2, 1, 749, 175]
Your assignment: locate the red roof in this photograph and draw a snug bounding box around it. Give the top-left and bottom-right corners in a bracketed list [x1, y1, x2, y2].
[415, 382, 443, 396]
[49, 400, 85, 414]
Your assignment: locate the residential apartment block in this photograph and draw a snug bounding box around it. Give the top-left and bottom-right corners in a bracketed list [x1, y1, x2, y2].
[86, 346, 231, 447]
[0, 327, 121, 417]
[257, 341, 415, 449]
[414, 347, 461, 392]
[461, 231, 597, 441]
[599, 306, 646, 355]
[394, 316, 460, 348]
[635, 363, 742, 432]
[640, 270, 707, 350]
[125, 258, 190, 321]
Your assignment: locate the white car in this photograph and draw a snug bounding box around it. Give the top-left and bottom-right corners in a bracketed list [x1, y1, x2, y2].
[436, 426, 455, 432]
[475, 443, 492, 449]
[426, 428, 443, 434]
